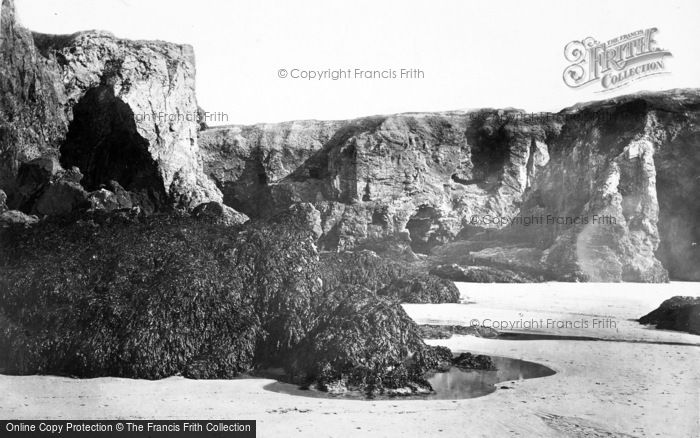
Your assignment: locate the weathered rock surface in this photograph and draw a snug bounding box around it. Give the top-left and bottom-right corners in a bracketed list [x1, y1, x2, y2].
[200, 112, 549, 253]
[0, 0, 220, 213]
[86, 181, 133, 212]
[639, 296, 700, 335]
[191, 201, 249, 226]
[0, 209, 38, 227]
[33, 179, 87, 216]
[200, 90, 700, 282]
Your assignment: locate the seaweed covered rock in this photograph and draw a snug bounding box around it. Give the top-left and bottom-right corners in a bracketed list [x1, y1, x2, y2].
[419, 324, 499, 339]
[429, 264, 540, 283]
[452, 352, 496, 370]
[0, 207, 447, 394]
[0, 214, 263, 378]
[319, 250, 406, 292]
[289, 286, 432, 395]
[639, 296, 700, 335]
[319, 250, 458, 304]
[413, 345, 454, 372]
[0, 207, 323, 378]
[235, 217, 320, 363]
[378, 274, 459, 303]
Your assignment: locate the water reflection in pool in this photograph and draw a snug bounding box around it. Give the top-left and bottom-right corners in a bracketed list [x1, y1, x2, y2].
[263, 355, 555, 400]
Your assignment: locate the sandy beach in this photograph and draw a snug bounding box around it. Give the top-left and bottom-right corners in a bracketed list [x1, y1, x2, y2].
[1, 282, 699, 437]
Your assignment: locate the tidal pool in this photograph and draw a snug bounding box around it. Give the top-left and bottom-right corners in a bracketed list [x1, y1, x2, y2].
[263, 355, 555, 400]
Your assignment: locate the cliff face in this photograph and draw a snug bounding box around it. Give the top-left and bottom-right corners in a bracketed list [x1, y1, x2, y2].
[200, 90, 700, 282]
[2, 0, 697, 282]
[200, 112, 554, 252]
[0, 0, 66, 194]
[0, 0, 220, 210]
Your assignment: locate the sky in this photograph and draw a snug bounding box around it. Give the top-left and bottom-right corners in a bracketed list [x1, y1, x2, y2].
[14, 0, 700, 125]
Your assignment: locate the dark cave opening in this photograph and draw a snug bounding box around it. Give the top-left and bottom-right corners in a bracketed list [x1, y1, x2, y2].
[59, 86, 166, 208]
[406, 205, 440, 254]
[465, 123, 511, 189]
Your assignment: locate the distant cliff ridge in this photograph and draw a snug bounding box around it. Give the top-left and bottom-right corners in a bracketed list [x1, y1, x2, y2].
[200, 92, 700, 282]
[1, 0, 698, 281]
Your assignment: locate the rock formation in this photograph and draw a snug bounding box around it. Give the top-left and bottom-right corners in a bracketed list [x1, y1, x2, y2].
[200, 91, 700, 282]
[1, 0, 697, 281]
[0, 208, 460, 393]
[639, 296, 700, 335]
[0, 0, 220, 213]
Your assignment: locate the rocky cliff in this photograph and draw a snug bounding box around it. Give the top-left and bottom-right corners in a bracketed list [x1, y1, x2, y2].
[2, 0, 697, 281]
[0, 0, 220, 212]
[200, 90, 700, 282]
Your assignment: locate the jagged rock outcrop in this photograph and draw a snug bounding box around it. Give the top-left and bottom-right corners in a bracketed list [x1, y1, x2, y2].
[200, 90, 700, 282]
[200, 112, 551, 252]
[0, 0, 220, 213]
[2, 0, 697, 281]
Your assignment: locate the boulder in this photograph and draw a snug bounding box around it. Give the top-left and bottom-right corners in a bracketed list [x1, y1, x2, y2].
[33, 180, 88, 216]
[639, 296, 700, 335]
[87, 181, 134, 212]
[414, 345, 454, 372]
[290, 287, 432, 395]
[0, 210, 39, 227]
[14, 156, 63, 209]
[452, 352, 496, 370]
[191, 201, 249, 226]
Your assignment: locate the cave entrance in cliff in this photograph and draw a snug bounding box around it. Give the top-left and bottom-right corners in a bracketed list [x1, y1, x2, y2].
[406, 206, 440, 254]
[465, 123, 511, 190]
[60, 86, 166, 208]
